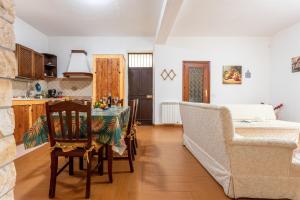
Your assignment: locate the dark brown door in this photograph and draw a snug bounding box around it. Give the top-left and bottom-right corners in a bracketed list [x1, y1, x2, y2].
[128, 67, 153, 125]
[183, 61, 210, 103]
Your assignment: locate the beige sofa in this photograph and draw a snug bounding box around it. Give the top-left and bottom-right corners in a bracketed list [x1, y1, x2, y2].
[180, 102, 300, 199]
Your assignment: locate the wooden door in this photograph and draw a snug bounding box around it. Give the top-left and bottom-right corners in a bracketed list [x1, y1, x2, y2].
[183, 61, 210, 103]
[128, 68, 153, 125]
[13, 105, 30, 145]
[33, 52, 44, 80]
[16, 44, 34, 79]
[32, 104, 46, 124]
[94, 58, 120, 100]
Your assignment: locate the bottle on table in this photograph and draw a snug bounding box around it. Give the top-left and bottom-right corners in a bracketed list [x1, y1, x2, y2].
[107, 93, 112, 108]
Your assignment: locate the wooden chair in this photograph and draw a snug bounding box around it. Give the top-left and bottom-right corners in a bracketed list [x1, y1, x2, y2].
[132, 98, 139, 155]
[103, 100, 136, 182]
[46, 100, 94, 199]
[111, 98, 124, 106]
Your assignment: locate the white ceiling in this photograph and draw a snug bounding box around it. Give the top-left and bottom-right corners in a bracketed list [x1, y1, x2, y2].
[15, 0, 300, 37]
[15, 0, 164, 36]
[171, 0, 300, 36]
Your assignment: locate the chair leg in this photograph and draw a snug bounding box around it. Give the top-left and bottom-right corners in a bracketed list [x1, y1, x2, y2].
[85, 153, 92, 199]
[132, 139, 137, 156]
[79, 157, 84, 170]
[135, 136, 138, 148]
[98, 147, 104, 175]
[107, 144, 113, 183]
[131, 140, 136, 161]
[126, 138, 134, 173]
[69, 157, 74, 175]
[49, 152, 58, 198]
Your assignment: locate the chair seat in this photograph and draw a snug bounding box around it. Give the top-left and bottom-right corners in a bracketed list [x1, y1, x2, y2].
[53, 148, 87, 157]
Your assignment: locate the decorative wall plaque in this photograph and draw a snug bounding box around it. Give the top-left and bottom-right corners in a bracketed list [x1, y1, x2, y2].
[160, 69, 177, 80]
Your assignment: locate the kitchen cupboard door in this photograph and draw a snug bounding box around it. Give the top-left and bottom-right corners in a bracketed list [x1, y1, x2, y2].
[94, 56, 124, 101]
[16, 44, 34, 79]
[108, 58, 120, 98]
[31, 104, 46, 124]
[33, 52, 44, 80]
[13, 105, 30, 145]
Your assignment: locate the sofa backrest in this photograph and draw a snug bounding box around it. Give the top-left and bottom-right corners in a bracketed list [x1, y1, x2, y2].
[225, 104, 276, 121]
[180, 102, 234, 173]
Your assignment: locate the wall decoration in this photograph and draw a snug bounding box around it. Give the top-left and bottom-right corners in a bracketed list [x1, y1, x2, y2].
[161, 69, 169, 80]
[245, 69, 251, 78]
[160, 69, 177, 80]
[223, 65, 242, 84]
[168, 69, 176, 80]
[292, 56, 300, 73]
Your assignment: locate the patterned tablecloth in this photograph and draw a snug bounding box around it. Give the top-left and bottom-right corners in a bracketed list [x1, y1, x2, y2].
[23, 106, 130, 155]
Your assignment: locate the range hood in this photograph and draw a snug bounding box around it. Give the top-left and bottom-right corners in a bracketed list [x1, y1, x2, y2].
[63, 50, 93, 78]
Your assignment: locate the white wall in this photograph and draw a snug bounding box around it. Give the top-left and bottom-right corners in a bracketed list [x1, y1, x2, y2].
[270, 22, 300, 122]
[13, 19, 274, 124]
[14, 17, 48, 52]
[154, 37, 271, 124]
[48, 36, 154, 77]
[48, 36, 154, 101]
[13, 18, 49, 97]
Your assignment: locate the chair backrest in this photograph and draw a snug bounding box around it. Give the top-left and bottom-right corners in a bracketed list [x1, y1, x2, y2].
[46, 100, 92, 147]
[133, 99, 139, 125]
[111, 98, 124, 106]
[126, 100, 136, 137]
[118, 99, 124, 106]
[179, 102, 234, 172]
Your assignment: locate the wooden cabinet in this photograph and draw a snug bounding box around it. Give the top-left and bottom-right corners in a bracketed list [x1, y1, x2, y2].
[33, 51, 45, 80]
[31, 104, 46, 123]
[93, 55, 125, 102]
[16, 44, 34, 79]
[43, 53, 57, 78]
[15, 43, 49, 80]
[13, 105, 30, 145]
[13, 101, 47, 145]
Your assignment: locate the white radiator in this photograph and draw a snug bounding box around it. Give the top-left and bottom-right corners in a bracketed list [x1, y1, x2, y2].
[161, 102, 182, 124]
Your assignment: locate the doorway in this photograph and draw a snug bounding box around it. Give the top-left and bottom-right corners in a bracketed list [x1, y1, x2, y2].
[182, 61, 210, 103]
[128, 53, 153, 125]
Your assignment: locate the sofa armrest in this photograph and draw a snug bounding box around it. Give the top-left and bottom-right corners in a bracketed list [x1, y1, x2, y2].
[231, 133, 298, 149]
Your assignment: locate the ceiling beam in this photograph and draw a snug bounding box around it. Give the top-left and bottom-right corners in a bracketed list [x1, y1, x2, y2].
[155, 0, 184, 44]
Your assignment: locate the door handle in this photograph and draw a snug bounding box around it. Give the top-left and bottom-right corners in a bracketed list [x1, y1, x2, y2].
[146, 95, 153, 99]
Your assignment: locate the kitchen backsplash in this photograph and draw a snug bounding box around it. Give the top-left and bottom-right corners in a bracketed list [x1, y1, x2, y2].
[12, 79, 92, 97]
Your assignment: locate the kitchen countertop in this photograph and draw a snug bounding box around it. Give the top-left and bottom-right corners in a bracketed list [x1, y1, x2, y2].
[12, 97, 69, 106]
[12, 96, 91, 106]
[12, 97, 65, 101]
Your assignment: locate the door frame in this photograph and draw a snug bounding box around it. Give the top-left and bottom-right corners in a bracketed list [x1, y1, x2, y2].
[182, 61, 210, 103]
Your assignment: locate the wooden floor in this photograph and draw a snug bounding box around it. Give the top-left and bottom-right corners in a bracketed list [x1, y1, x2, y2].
[14, 126, 231, 200]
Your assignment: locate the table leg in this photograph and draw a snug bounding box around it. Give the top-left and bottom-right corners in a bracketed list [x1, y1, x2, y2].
[79, 157, 84, 170]
[69, 157, 74, 175]
[107, 144, 113, 183]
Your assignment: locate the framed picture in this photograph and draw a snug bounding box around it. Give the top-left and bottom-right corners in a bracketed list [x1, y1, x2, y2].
[292, 56, 300, 73]
[223, 65, 242, 84]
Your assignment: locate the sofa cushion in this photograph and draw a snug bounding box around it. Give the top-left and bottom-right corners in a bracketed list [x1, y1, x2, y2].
[225, 104, 276, 121]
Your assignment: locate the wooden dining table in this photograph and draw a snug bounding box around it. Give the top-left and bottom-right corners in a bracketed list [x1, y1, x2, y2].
[23, 106, 130, 182]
